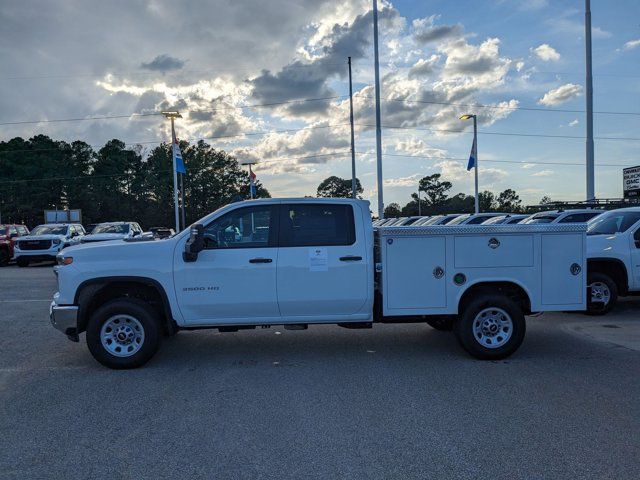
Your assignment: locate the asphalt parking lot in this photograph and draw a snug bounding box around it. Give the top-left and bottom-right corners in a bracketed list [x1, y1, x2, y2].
[0, 265, 639, 480]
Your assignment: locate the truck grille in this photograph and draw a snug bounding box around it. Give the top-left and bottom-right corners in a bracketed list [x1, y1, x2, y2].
[19, 240, 52, 250]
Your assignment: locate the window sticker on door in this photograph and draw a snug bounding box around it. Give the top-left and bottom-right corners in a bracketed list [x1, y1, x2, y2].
[309, 247, 328, 271]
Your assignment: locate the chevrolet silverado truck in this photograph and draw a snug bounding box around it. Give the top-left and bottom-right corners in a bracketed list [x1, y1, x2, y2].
[585, 207, 640, 314]
[50, 198, 587, 369]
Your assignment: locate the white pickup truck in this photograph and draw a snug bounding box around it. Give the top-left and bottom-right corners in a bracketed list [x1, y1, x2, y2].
[585, 207, 640, 314]
[50, 198, 587, 369]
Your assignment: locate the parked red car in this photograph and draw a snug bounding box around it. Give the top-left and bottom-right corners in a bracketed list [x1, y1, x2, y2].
[0, 224, 30, 266]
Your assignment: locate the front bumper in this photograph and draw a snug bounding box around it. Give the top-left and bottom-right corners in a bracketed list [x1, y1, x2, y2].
[50, 301, 79, 342]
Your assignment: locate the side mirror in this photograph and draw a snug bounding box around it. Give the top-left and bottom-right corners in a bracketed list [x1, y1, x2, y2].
[183, 224, 205, 262]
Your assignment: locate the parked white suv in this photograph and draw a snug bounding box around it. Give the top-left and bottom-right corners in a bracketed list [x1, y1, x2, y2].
[522, 209, 602, 225]
[81, 222, 144, 244]
[585, 207, 640, 314]
[14, 223, 85, 267]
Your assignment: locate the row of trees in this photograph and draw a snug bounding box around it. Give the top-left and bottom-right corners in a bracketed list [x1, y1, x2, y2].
[0, 135, 269, 228]
[315, 174, 535, 218]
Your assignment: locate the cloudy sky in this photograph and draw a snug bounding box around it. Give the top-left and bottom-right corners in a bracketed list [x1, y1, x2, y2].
[1, 0, 639, 210]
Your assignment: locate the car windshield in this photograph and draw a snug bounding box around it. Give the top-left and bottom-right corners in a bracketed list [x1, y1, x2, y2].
[92, 224, 129, 234]
[524, 215, 558, 224]
[30, 225, 68, 235]
[587, 211, 640, 235]
[446, 214, 471, 225]
[482, 216, 506, 225]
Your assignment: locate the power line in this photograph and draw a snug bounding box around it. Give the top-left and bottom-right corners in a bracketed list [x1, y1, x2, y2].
[358, 124, 640, 142]
[382, 153, 637, 168]
[0, 123, 350, 157]
[361, 95, 640, 116]
[0, 95, 347, 126]
[0, 150, 350, 185]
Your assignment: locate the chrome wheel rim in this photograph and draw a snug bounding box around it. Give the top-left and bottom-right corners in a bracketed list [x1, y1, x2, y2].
[100, 314, 145, 357]
[472, 307, 513, 349]
[589, 282, 610, 305]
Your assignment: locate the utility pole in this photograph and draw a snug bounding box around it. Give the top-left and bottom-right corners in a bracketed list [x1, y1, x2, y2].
[348, 56, 357, 199]
[180, 175, 186, 229]
[417, 186, 421, 216]
[585, 0, 595, 201]
[242, 162, 257, 199]
[162, 111, 182, 232]
[372, 0, 384, 218]
[460, 114, 479, 213]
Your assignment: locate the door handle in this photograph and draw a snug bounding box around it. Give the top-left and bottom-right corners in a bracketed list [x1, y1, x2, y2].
[249, 258, 273, 263]
[339, 255, 363, 262]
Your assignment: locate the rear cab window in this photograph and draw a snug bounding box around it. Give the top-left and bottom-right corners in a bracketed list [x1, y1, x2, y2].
[280, 203, 356, 247]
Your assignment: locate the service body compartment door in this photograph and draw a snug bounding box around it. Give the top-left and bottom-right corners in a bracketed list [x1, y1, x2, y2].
[383, 236, 446, 314]
[540, 233, 585, 307]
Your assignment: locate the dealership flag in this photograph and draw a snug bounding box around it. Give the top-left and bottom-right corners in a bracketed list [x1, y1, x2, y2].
[249, 169, 257, 197]
[466, 136, 477, 171]
[173, 140, 186, 174]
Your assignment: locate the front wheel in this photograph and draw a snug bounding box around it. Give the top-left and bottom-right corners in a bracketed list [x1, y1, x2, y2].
[0, 249, 8, 267]
[455, 295, 526, 360]
[586, 272, 617, 316]
[16, 257, 29, 267]
[86, 298, 161, 369]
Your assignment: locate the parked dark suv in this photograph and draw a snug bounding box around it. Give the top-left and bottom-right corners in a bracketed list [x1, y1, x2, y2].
[0, 224, 30, 266]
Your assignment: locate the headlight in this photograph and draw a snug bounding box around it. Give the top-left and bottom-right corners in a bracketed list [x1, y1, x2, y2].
[52, 239, 61, 246]
[56, 254, 73, 265]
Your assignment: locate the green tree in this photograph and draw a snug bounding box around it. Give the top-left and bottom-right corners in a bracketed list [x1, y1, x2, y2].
[316, 176, 363, 198]
[419, 174, 452, 209]
[540, 195, 552, 205]
[445, 193, 474, 213]
[497, 189, 522, 212]
[479, 191, 497, 212]
[384, 203, 402, 218]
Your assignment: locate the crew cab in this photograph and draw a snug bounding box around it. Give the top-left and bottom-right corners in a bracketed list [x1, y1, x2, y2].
[50, 198, 587, 369]
[0, 224, 29, 266]
[585, 207, 640, 314]
[14, 223, 85, 266]
[81, 222, 144, 243]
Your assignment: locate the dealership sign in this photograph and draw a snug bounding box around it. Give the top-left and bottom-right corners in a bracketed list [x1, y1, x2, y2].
[623, 166, 640, 198]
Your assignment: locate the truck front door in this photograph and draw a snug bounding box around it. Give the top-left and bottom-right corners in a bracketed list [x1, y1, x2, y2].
[173, 205, 280, 324]
[276, 203, 369, 320]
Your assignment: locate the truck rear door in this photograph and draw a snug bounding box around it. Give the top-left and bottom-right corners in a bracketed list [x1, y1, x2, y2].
[276, 202, 370, 320]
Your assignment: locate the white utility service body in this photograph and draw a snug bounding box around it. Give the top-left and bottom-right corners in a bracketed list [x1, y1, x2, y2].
[50, 198, 586, 368]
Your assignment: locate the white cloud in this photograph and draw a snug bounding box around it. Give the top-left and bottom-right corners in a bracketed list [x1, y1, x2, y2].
[568, 119, 579, 127]
[395, 137, 447, 158]
[384, 174, 423, 187]
[435, 160, 507, 186]
[532, 44, 560, 62]
[623, 39, 640, 51]
[532, 170, 554, 177]
[538, 83, 583, 106]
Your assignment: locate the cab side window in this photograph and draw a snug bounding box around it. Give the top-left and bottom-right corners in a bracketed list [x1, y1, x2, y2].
[280, 204, 356, 247]
[203, 206, 275, 249]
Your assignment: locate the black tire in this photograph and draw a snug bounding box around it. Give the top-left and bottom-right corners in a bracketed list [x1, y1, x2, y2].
[86, 298, 161, 369]
[426, 317, 454, 331]
[0, 248, 8, 267]
[586, 272, 617, 316]
[16, 257, 29, 267]
[454, 295, 526, 360]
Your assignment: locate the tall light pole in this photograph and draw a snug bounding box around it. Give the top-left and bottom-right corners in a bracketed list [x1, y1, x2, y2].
[372, 0, 384, 218]
[348, 56, 357, 199]
[162, 110, 182, 231]
[460, 114, 479, 214]
[242, 161, 257, 199]
[585, 0, 595, 201]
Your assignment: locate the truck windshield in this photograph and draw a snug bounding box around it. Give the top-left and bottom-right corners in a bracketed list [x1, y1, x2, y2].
[93, 224, 130, 234]
[587, 212, 640, 235]
[446, 214, 471, 225]
[31, 225, 68, 235]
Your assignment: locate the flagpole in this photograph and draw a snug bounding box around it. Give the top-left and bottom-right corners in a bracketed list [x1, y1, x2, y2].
[473, 115, 479, 214]
[348, 56, 357, 199]
[180, 173, 186, 229]
[162, 111, 182, 232]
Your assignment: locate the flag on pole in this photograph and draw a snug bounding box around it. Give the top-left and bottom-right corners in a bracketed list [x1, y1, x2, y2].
[249, 170, 257, 197]
[173, 140, 186, 174]
[466, 136, 477, 171]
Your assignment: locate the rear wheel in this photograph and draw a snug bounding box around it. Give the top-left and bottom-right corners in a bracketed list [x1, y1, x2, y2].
[86, 298, 161, 369]
[16, 257, 29, 267]
[586, 272, 617, 316]
[0, 248, 8, 267]
[455, 295, 526, 360]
